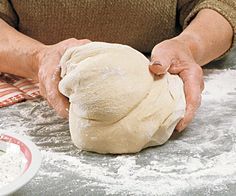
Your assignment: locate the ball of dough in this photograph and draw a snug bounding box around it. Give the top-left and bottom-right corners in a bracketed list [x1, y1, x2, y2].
[59, 42, 186, 154]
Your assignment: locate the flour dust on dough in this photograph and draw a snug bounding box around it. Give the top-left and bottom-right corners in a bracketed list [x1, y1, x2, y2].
[59, 42, 186, 154]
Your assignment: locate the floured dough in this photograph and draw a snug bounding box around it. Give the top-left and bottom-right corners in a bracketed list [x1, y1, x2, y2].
[59, 42, 186, 154]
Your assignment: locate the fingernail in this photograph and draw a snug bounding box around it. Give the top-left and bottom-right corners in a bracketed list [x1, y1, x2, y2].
[150, 60, 163, 66]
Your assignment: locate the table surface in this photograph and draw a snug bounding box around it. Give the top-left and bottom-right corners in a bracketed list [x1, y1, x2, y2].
[1, 48, 236, 196]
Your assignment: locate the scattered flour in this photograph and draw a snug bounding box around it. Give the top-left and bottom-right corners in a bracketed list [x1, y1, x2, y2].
[36, 142, 236, 195]
[0, 69, 235, 195]
[203, 69, 236, 102]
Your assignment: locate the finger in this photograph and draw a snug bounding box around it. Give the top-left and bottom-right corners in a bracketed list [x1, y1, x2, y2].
[170, 62, 204, 92]
[50, 91, 70, 118]
[38, 77, 51, 108]
[175, 103, 197, 131]
[176, 90, 201, 131]
[38, 80, 53, 107]
[47, 83, 70, 118]
[45, 67, 70, 118]
[176, 73, 202, 131]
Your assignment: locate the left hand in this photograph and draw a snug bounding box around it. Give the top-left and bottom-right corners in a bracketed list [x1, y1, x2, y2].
[149, 38, 204, 132]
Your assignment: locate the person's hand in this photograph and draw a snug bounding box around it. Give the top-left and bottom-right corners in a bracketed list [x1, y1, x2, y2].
[149, 38, 204, 132]
[37, 38, 91, 118]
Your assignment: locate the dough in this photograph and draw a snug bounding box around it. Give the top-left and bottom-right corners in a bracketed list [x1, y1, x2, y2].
[59, 42, 186, 154]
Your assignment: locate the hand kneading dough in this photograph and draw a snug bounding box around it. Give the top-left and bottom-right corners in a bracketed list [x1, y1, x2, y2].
[59, 42, 186, 154]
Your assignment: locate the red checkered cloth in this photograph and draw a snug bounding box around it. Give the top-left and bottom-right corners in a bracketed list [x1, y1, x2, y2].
[0, 73, 41, 107]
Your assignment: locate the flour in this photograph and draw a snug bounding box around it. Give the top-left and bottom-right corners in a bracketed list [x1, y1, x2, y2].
[0, 142, 26, 188]
[203, 69, 236, 102]
[33, 142, 236, 196]
[0, 69, 236, 195]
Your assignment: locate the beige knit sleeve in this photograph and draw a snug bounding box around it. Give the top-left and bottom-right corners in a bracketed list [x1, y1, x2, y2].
[0, 0, 18, 27]
[178, 0, 236, 50]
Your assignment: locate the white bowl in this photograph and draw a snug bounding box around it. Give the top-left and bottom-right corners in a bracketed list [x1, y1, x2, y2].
[0, 132, 41, 196]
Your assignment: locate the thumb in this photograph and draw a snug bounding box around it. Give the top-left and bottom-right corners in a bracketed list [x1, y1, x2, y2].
[149, 55, 171, 75]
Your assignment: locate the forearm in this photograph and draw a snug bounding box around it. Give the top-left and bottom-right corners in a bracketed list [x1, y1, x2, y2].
[0, 19, 45, 80]
[176, 9, 233, 66]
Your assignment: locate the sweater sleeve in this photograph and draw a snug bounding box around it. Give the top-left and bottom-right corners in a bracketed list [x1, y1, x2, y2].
[0, 0, 18, 28]
[178, 0, 236, 52]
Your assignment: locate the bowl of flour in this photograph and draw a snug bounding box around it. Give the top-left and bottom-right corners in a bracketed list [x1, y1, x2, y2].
[0, 132, 41, 195]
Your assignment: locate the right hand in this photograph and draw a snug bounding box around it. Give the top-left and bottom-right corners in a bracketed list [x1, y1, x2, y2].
[37, 38, 91, 118]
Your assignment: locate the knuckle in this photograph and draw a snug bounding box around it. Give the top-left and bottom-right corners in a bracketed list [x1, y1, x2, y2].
[62, 38, 90, 48]
[62, 38, 78, 47]
[80, 39, 91, 43]
[67, 38, 77, 42]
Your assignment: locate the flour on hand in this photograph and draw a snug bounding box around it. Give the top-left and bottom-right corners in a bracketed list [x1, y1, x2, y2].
[59, 42, 186, 154]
